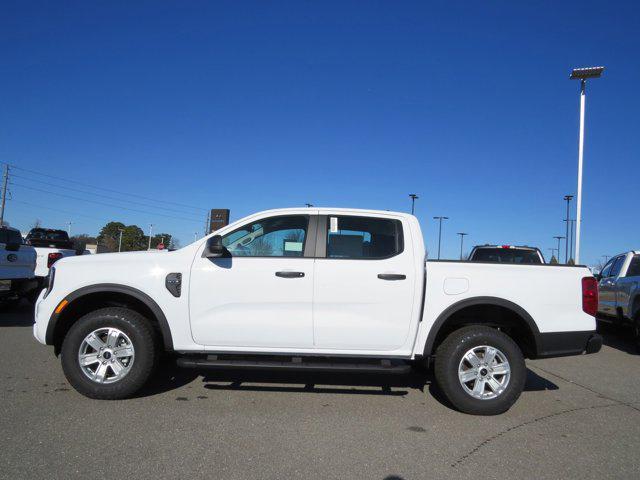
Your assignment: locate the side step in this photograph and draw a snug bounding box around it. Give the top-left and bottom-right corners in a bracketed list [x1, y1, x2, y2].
[176, 355, 412, 374]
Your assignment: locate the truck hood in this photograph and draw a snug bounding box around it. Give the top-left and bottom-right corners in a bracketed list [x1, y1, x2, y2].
[56, 249, 172, 267]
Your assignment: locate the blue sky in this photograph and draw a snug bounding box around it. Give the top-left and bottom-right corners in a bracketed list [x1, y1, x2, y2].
[1, 1, 638, 265]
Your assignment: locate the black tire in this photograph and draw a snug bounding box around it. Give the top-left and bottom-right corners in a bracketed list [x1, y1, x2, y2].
[434, 326, 526, 415]
[633, 315, 640, 354]
[61, 307, 158, 399]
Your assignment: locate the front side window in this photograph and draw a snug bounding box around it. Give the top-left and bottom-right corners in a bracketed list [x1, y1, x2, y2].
[326, 216, 402, 259]
[222, 216, 308, 257]
[600, 259, 614, 278]
[609, 255, 625, 278]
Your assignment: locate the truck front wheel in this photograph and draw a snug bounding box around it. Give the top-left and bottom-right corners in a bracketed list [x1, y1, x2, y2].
[434, 326, 526, 415]
[60, 307, 158, 399]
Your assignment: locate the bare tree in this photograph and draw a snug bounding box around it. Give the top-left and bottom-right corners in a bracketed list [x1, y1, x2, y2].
[31, 219, 42, 229]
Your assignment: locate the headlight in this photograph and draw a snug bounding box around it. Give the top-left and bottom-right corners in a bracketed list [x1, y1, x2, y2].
[43, 267, 55, 299]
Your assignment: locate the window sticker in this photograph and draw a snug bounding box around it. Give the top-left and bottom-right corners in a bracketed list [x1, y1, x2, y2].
[330, 217, 338, 233]
[284, 241, 303, 252]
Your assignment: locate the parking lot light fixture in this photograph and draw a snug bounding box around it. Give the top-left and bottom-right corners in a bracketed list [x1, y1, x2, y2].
[570, 66, 604, 264]
[148, 224, 153, 251]
[433, 216, 449, 259]
[457, 232, 468, 260]
[563, 195, 574, 263]
[409, 194, 419, 215]
[553, 236, 566, 261]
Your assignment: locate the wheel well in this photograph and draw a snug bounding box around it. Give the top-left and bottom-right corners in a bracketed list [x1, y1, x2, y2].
[632, 296, 640, 319]
[430, 304, 537, 359]
[52, 291, 166, 355]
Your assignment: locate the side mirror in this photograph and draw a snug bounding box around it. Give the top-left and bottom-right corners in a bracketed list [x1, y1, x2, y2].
[594, 273, 602, 281]
[204, 235, 227, 258]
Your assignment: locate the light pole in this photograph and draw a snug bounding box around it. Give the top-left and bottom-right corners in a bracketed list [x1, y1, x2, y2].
[553, 236, 565, 261]
[409, 194, 419, 215]
[548, 248, 558, 262]
[602, 255, 610, 264]
[563, 195, 573, 263]
[194, 232, 198, 243]
[457, 232, 468, 260]
[570, 66, 604, 264]
[118, 228, 124, 252]
[67, 221, 73, 236]
[147, 224, 153, 251]
[433, 216, 449, 259]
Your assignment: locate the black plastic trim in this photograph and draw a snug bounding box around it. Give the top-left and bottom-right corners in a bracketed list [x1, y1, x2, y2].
[535, 331, 601, 358]
[423, 296, 540, 356]
[45, 283, 174, 351]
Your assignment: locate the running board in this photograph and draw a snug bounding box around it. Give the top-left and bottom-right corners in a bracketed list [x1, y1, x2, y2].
[176, 355, 411, 374]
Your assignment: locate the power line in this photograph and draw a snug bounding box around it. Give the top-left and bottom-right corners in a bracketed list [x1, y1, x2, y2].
[10, 182, 202, 224]
[11, 199, 111, 223]
[3, 162, 207, 212]
[11, 173, 203, 217]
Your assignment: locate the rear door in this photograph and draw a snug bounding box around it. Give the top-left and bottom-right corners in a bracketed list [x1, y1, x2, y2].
[312, 214, 415, 351]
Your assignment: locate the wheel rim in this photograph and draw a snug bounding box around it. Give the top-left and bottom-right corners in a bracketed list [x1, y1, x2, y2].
[78, 328, 135, 384]
[458, 345, 511, 400]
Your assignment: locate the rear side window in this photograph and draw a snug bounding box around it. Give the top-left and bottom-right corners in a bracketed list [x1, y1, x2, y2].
[0, 229, 22, 245]
[627, 256, 640, 277]
[326, 216, 403, 259]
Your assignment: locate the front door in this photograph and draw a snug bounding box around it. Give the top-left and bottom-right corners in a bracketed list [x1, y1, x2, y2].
[190, 214, 315, 348]
[312, 214, 416, 351]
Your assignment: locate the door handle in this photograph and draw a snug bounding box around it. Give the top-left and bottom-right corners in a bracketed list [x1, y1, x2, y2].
[275, 271, 305, 278]
[377, 273, 406, 280]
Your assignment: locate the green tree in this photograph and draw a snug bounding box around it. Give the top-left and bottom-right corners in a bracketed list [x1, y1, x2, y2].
[550, 255, 559, 265]
[98, 222, 146, 252]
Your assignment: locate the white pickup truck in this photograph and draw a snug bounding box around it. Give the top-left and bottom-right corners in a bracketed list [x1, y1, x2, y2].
[33, 208, 601, 415]
[0, 225, 38, 304]
[24, 227, 76, 283]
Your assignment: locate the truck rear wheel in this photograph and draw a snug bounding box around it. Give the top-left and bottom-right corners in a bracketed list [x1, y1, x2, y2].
[434, 326, 525, 415]
[60, 307, 158, 399]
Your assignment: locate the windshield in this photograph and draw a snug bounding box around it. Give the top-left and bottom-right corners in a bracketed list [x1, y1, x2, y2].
[470, 248, 542, 264]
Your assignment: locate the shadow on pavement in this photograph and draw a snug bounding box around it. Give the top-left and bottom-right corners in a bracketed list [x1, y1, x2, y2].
[598, 321, 638, 355]
[0, 300, 35, 327]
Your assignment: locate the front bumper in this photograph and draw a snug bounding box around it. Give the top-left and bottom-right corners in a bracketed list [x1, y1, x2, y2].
[535, 331, 602, 358]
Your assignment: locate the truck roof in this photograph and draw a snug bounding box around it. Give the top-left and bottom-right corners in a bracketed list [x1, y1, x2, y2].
[247, 207, 415, 218]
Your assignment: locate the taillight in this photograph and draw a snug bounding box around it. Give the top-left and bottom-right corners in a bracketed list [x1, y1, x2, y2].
[582, 276, 598, 316]
[47, 252, 63, 268]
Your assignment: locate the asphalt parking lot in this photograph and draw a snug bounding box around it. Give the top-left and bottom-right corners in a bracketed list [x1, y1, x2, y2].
[1, 303, 639, 480]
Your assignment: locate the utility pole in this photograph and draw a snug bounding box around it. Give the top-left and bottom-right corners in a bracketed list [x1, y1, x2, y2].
[553, 236, 565, 260]
[563, 195, 573, 263]
[570, 66, 604, 264]
[457, 232, 468, 260]
[204, 211, 210, 236]
[67, 221, 73, 236]
[147, 224, 153, 251]
[602, 255, 610, 264]
[409, 194, 419, 215]
[433, 216, 449, 260]
[194, 232, 198, 243]
[0, 164, 9, 226]
[118, 228, 124, 252]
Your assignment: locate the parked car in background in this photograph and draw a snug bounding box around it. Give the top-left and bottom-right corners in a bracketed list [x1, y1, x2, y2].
[33, 207, 600, 415]
[0, 225, 38, 305]
[468, 245, 545, 264]
[24, 228, 77, 281]
[596, 251, 640, 349]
